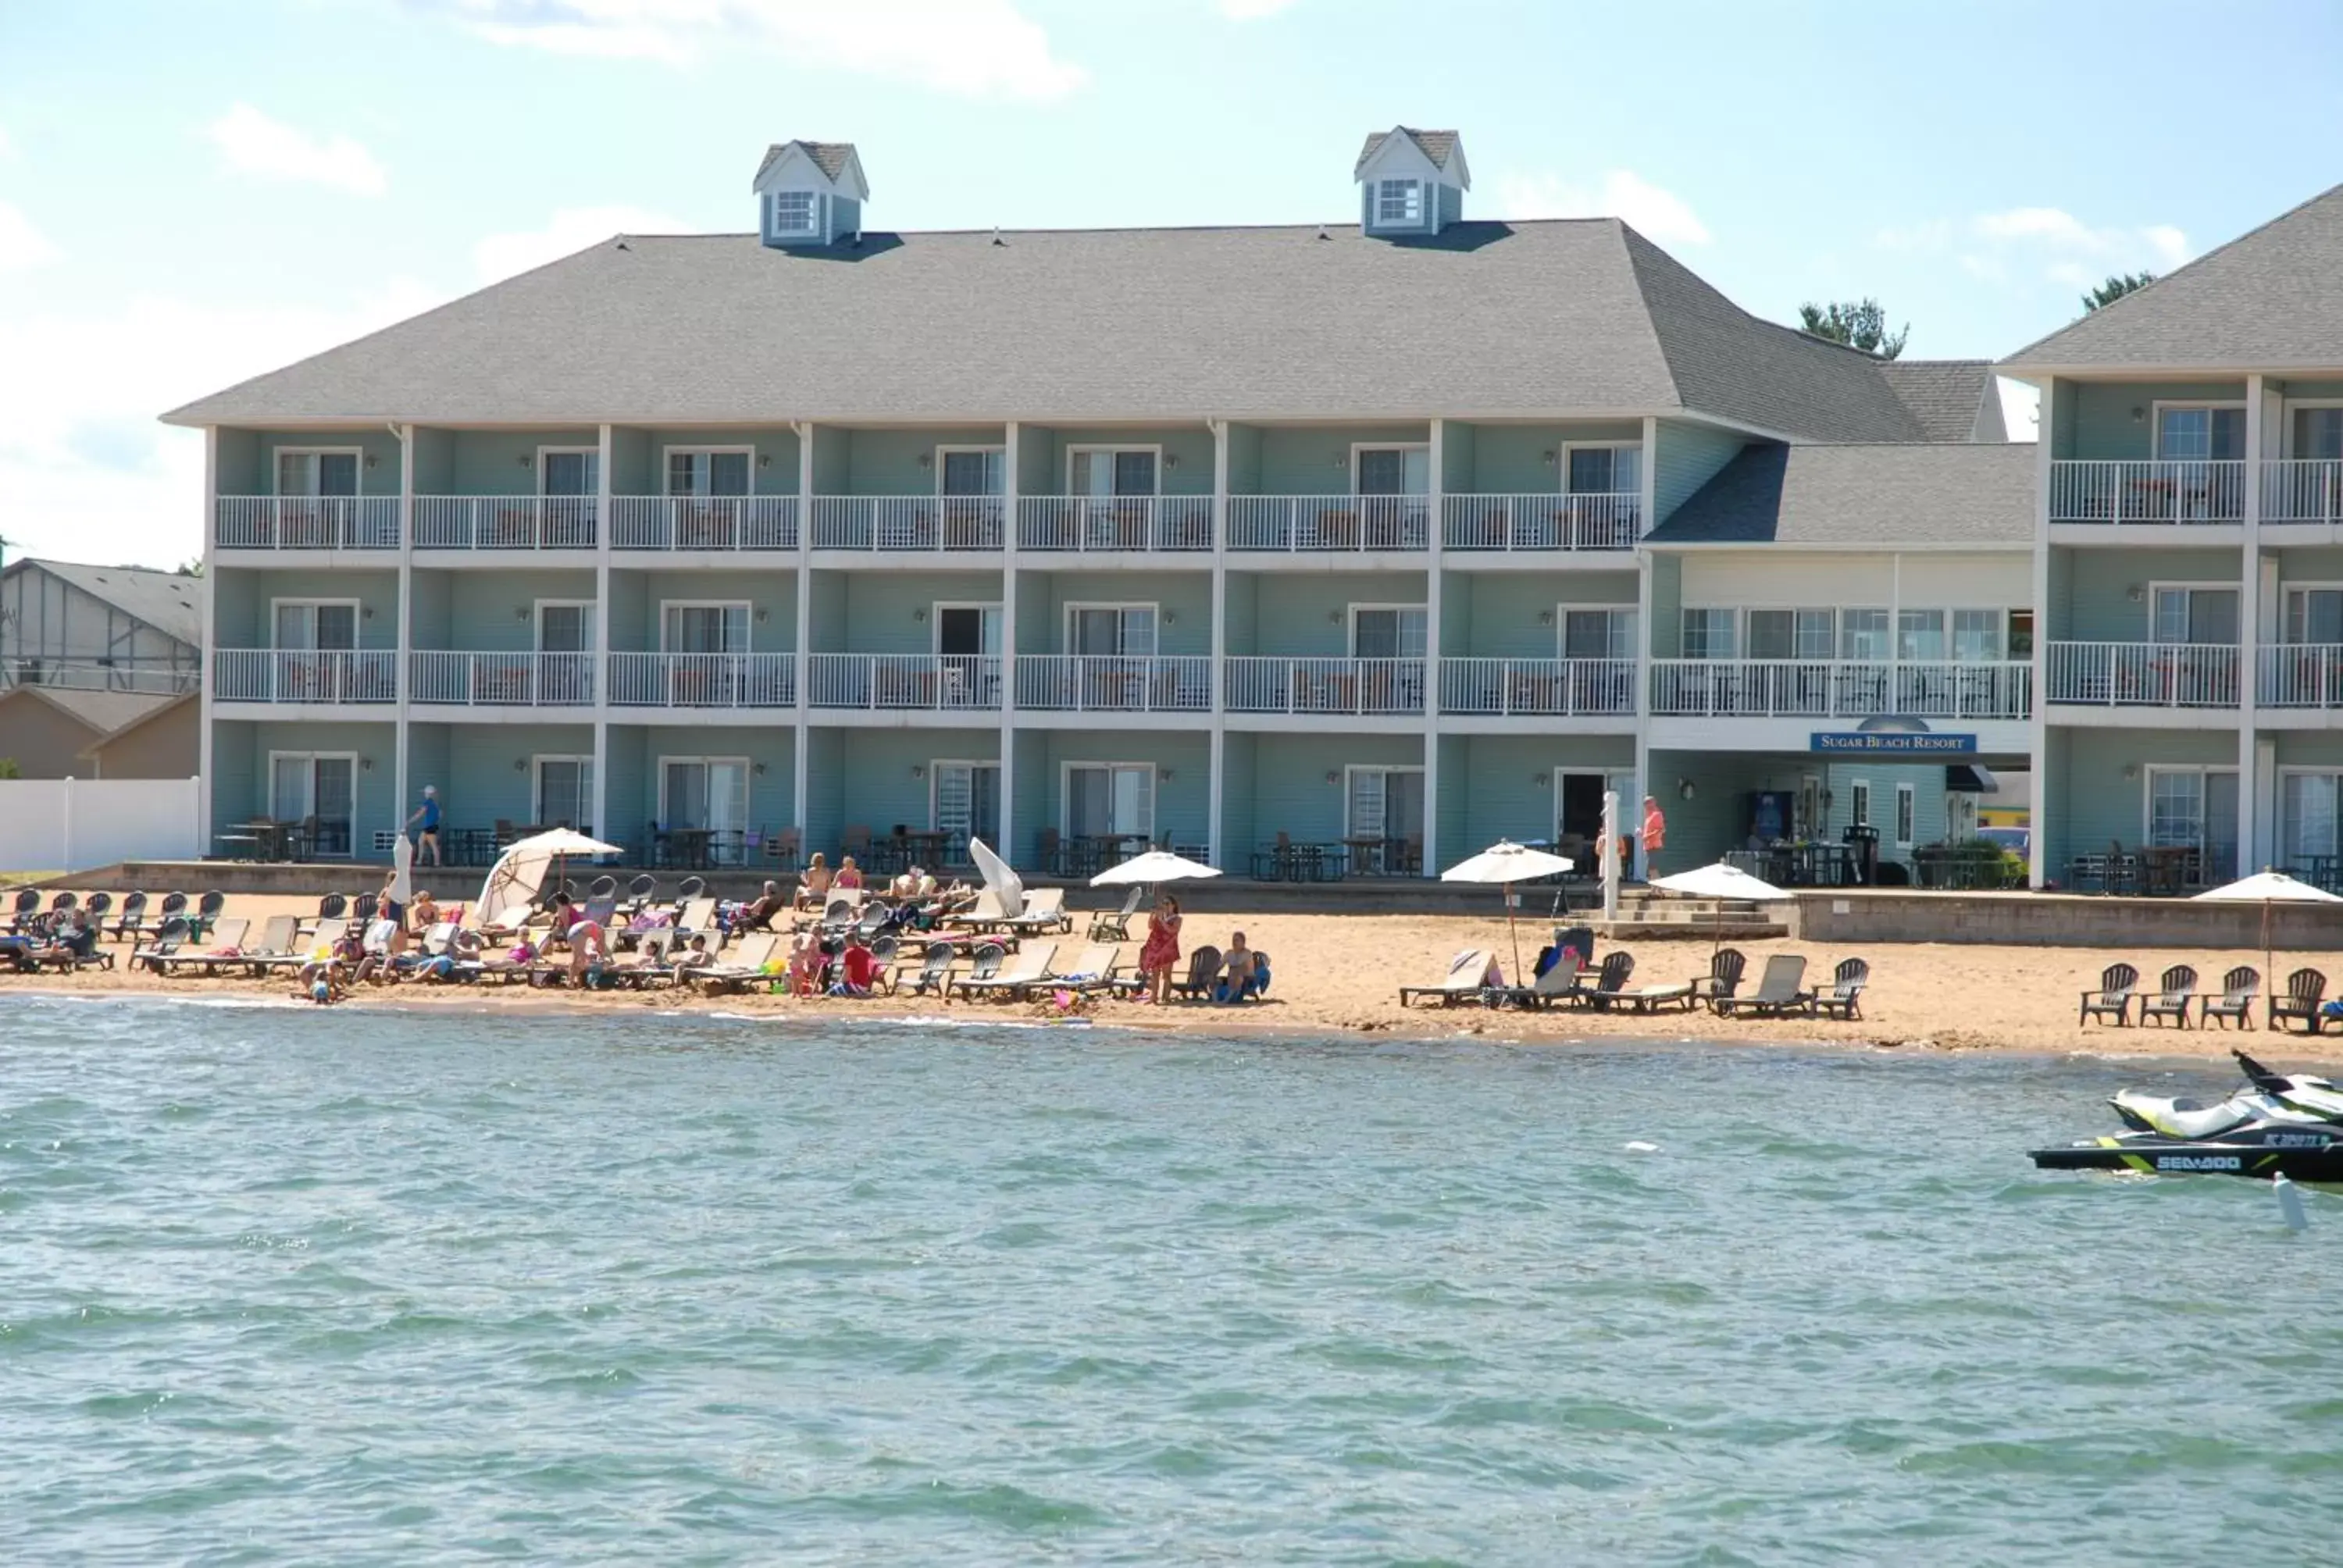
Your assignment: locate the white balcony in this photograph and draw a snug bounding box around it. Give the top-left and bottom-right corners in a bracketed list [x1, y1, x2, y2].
[608, 652, 796, 708]
[1442, 494, 1639, 551]
[214, 649, 397, 704]
[1012, 655, 1212, 713]
[1226, 496, 1430, 552]
[215, 497, 399, 551]
[1439, 657, 1636, 717]
[1649, 659, 2032, 720]
[612, 497, 797, 551]
[808, 497, 1004, 551]
[2049, 460, 2245, 525]
[2261, 461, 2343, 526]
[1015, 496, 1213, 552]
[2258, 643, 2343, 707]
[409, 651, 594, 707]
[1223, 656, 1425, 715]
[2045, 642, 2239, 707]
[805, 653, 1002, 711]
[412, 496, 596, 550]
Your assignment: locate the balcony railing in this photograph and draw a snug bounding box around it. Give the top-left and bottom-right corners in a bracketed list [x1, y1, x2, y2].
[1442, 494, 1639, 551]
[409, 651, 594, 707]
[1015, 496, 1213, 552]
[1649, 659, 2033, 720]
[805, 654, 1002, 711]
[2049, 460, 2245, 524]
[1439, 657, 1637, 716]
[612, 497, 798, 551]
[608, 652, 796, 708]
[2, 657, 199, 697]
[1223, 656, 1425, 715]
[2258, 643, 2343, 707]
[2261, 461, 2343, 525]
[1012, 655, 1212, 713]
[214, 649, 397, 704]
[412, 496, 596, 550]
[215, 497, 399, 551]
[808, 497, 1004, 551]
[1226, 496, 1430, 551]
[2045, 642, 2239, 707]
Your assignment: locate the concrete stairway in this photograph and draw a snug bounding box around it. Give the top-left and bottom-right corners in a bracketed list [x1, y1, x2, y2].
[1587, 892, 1788, 942]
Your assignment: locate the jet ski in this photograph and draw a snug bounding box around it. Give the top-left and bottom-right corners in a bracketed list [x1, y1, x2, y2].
[2031, 1049, 2343, 1181]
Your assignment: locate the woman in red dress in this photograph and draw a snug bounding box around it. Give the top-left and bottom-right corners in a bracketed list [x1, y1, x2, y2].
[1139, 891, 1183, 1004]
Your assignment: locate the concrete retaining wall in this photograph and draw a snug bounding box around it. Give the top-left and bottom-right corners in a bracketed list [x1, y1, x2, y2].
[1792, 889, 2343, 952]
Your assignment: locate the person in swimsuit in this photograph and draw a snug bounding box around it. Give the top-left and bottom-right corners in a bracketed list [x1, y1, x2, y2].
[1138, 891, 1182, 1005]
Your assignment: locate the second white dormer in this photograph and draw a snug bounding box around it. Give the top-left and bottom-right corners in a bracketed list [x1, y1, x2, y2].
[751, 139, 869, 248]
[1353, 127, 1469, 238]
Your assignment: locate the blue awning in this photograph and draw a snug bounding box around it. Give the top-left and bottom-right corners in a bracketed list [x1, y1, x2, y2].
[1945, 764, 1999, 793]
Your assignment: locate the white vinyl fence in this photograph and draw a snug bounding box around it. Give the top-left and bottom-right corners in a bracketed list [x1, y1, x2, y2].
[0, 778, 201, 872]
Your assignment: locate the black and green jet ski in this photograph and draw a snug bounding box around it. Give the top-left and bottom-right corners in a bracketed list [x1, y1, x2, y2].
[2031, 1049, 2343, 1181]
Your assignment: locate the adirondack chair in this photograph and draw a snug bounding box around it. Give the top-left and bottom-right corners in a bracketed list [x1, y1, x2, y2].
[1693, 947, 1747, 1012]
[2080, 963, 2141, 1026]
[2202, 966, 2259, 1030]
[2139, 964, 2199, 1028]
[1570, 950, 1639, 1010]
[1810, 957, 1870, 1020]
[2270, 968, 2328, 1034]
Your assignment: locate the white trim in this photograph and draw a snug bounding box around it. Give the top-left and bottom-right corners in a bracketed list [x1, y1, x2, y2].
[531, 754, 594, 828]
[929, 757, 1000, 833]
[267, 596, 363, 650]
[2145, 579, 2243, 643]
[654, 754, 753, 825]
[1057, 759, 1157, 841]
[263, 750, 362, 854]
[536, 444, 598, 498]
[2149, 398, 2249, 459]
[1345, 600, 1428, 658]
[933, 444, 1007, 498]
[1062, 600, 1160, 655]
[1894, 782, 1916, 849]
[657, 599, 752, 654]
[1553, 601, 1637, 660]
[768, 189, 818, 237]
[533, 598, 596, 652]
[2142, 762, 2241, 849]
[1847, 776, 1871, 829]
[1064, 443, 1164, 496]
[929, 600, 1003, 657]
[1559, 438, 1641, 494]
[660, 444, 757, 497]
[1341, 762, 1426, 840]
[1348, 440, 1431, 495]
[2279, 398, 2343, 459]
[2275, 764, 2343, 861]
[270, 444, 366, 497]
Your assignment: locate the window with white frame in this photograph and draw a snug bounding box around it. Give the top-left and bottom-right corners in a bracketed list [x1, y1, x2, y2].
[1951, 609, 2003, 662]
[1347, 765, 1425, 843]
[933, 761, 1000, 846]
[1560, 607, 1635, 660]
[534, 757, 594, 830]
[2156, 405, 2246, 461]
[1354, 445, 1429, 496]
[659, 757, 751, 839]
[276, 450, 359, 497]
[2151, 586, 2241, 645]
[1565, 444, 1642, 497]
[2294, 407, 2343, 459]
[269, 753, 358, 856]
[1849, 779, 1871, 829]
[541, 449, 597, 498]
[1068, 604, 1157, 657]
[1351, 605, 1427, 659]
[771, 191, 815, 235]
[666, 449, 751, 497]
[1897, 609, 1947, 661]
[1746, 609, 1834, 661]
[1375, 179, 1423, 226]
[662, 602, 749, 654]
[1895, 783, 1916, 848]
[2284, 587, 2343, 645]
[1839, 608, 1889, 661]
[940, 447, 1005, 497]
[1682, 608, 1737, 660]
[2282, 771, 2341, 866]
[2147, 766, 2241, 877]
[1065, 763, 1154, 839]
[273, 600, 358, 651]
[1068, 447, 1158, 497]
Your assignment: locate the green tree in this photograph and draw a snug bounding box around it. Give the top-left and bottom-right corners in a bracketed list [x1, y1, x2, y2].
[175, 559, 206, 578]
[0, 759, 21, 780]
[1796, 298, 1908, 359]
[2081, 272, 2155, 313]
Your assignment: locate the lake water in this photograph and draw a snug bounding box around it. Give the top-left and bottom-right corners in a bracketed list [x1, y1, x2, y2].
[3, 997, 2338, 1564]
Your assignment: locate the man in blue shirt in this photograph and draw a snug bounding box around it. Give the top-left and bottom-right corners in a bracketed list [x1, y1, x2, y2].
[405, 784, 444, 866]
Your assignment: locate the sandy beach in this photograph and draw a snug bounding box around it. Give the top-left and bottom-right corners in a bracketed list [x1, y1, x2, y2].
[12, 888, 2341, 1064]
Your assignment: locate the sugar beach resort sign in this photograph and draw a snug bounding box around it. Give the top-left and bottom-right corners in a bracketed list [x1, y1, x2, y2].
[1809, 717, 1978, 757]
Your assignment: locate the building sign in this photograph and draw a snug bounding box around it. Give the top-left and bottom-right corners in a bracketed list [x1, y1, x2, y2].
[1810, 732, 1977, 757]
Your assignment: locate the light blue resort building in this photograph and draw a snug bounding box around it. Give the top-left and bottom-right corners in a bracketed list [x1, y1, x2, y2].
[162, 133, 2343, 889]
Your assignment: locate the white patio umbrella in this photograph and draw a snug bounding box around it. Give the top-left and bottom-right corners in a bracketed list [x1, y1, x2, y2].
[968, 836, 1025, 919]
[1090, 849, 1222, 887]
[1652, 860, 1792, 960]
[473, 827, 626, 925]
[389, 832, 415, 906]
[2194, 868, 2343, 983]
[1442, 839, 1576, 984]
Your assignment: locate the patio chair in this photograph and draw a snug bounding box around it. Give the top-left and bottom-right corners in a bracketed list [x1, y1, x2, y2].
[1000, 887, 1069, 935]
[674, 875, 708, 907]
[1485, 958, 1584, 1010]
[148, 918, 253, 976]
[946, 941, 1008, 1000]
[298, 893, 348, 946]
[1168, 945, 1225, 1001]
[1398, 948, 1490, 1007]
[2079, 962, 2141, 1027]
[905, 939, 957, 997]
[130, 893, 189, 950]
[671, 897, 716, 941]
[1568, 950, 1639, 1010]
[1088, 887, 1143, 942]
[81, 892, 112, 929]
[1717, 953, 1812, 1018]
[622, 875, 659, 918]
[679, 932, 779, 995]
[1809, 957, 1870, 1021]
[766, 827, 802, 872]
[2270, 968, 2327, 1034]
[957, 940, 1059, 1003]
[2139, 964, 2199, 1028]
[2202, 966, 2259, 1030]
[1052, 943, 1125, 994]
[190, 890, 227, 940]
[587, 875, 618, 901]
[240, 914, 304, 975]
[865, 934, 902, 993]
[1692, 947, 1749, 1013]
[4, 888, 38, 933]
[129, 915, 191, 971]
[108, 890, 148, 942]
[1614, 965, 1700, 1014]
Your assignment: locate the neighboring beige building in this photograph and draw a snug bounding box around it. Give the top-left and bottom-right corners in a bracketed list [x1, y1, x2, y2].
[79, 693, 199, 780]
[0, 685, 195, 779]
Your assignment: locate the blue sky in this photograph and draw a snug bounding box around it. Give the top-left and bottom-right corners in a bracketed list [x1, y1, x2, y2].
[4, 0, 2341, 567]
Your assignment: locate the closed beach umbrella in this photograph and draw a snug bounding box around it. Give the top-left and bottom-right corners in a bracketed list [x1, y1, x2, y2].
[1442, 839, 1576, 982]
[1653, 860, 1791, 960]
[1091, 849, 1222, 887]
[2194, 869, 2343, 981]
[390, 832, 415, 905]
[968, 836, 1025, 919]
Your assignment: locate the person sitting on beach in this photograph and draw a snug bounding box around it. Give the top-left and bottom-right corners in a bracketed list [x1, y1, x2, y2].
[672, 933, 715, 973]
[1215, 931, 1267, 1004]
[795, 853, 834, 910]
[785, 931, 824, 996]
[834, 856, 865, 891]
[740, 881, 788, 932]
[832, 933, 880, 996]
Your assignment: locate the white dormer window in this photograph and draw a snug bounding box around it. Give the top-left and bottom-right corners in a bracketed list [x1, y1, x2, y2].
[772, 191, 815, 235]
[1375, 179, 1423, 226]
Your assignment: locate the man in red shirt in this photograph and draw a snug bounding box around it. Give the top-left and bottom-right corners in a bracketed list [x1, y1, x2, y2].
[1641, 796, 1667, 878]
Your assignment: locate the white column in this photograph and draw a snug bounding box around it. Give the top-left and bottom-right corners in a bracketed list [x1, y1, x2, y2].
[2027, 380, 2055, 890]
[393, 424, 414, 857]
[1209, 418, 1229, 868]
[1422, 418, 1446, 876]
[999, 422, 1021, 862]
[2239, 373, 2265, 874]
[593, 422, 613, 840]
[1634, 415, 1659, 880]
[793, 422, 814, 840]
[198, 427, 217, 843]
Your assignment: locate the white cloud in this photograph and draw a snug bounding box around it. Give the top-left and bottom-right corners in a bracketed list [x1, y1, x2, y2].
[0, 200, 62, 273]
[472, 204, 694, 284]
[1496, 169, 1712, 246]
[1879, 204, 2189, 290]
[419, 0, 1086, 100]
[1218, 0, 1300, 16]
[205, 103, 388, 196]
[0, 280, 444, 567]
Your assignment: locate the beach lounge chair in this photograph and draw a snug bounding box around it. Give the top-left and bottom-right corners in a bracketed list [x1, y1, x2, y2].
[189, 891, 227, 941]
[1168, 945, 1225, 1001]
[999, 887, 1070, 936]
[622, 874, 659, 918]
[1614, 969, 1699, 1014]
[1399, 948, 1492, 1007]
[2202, 966, 2259, 1030]
[296, 893, 347, 946]
[669, 897, 717, 943]
[1717, 953, 1810, 1018]
[1485, 957, 1583, 1010]
[1052, 943, 1125, 994]
[2079, 963, 2141, 1027]
[149, 918, 252, 977]
[1809, 957, 1870, 1021]
[958, 940, 1058, 1002]
[130, 891, 188, 943]
[1568, 950, 1639, 1010]
[129, 914, 189, 968]
[2270, 968, 2327, 1034]
[1692, 948, 1747, 1012]
[683, 932, 780, 993]
[1088, 888, 1143, 942]
[241, 914, 304, 975]
[946, 941, 1007, 1000]
[2140, 964, 2198, 1028]
[904, 939, 957, 997]
[108, 891, 148, 942]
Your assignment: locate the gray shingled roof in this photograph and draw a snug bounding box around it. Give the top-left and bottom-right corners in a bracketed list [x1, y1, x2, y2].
[163, 219, 1953, 440]
[1353, 128, 1460, 176]
[1643, 443, 2037, 547]
[2001, 180, 2343, 370]
[0, 682, 176, 737]
[8, 559, 203, 647]
[751, 140, 855, 190]
[1878, 360, 2005, 443]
